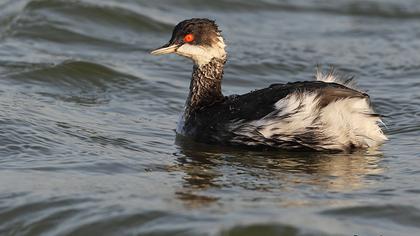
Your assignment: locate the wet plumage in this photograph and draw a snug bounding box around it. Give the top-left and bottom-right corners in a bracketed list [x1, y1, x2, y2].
[151, 18, 387, 151]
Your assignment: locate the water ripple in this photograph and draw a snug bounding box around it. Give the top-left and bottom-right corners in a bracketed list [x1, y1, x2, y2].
[1, 0, 172, 46]
[322, 204, 420, 228]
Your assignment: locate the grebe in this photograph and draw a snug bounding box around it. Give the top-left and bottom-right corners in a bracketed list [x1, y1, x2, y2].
[151, 18, 387, 151]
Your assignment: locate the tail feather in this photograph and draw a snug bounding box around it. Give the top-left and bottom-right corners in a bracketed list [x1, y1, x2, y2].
[315, 65, 388, 148]
[315, 65, 359, 91]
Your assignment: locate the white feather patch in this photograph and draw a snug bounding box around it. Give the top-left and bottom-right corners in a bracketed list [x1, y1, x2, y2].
[319, 98, 387, 148]
[316, 67, 359, 91]
[229, 91, 387, 150]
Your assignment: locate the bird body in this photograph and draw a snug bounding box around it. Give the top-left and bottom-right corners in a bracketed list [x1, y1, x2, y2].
[151, 18, 387, 151]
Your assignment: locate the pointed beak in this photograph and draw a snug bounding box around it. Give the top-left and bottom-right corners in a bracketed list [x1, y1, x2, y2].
[150, 43, 180, 55]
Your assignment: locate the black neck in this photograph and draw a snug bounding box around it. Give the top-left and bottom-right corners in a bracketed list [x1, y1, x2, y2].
[184, 58, 226, 117]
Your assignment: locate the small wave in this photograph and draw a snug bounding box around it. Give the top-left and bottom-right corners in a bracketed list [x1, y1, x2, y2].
[55, 121, 144, 153]
[278, 0, 420, 19]
[2, 0, 172, 44]
[9, 60, 139, 89]
[228, 61, 307, 78]
[220, 223, 301, 236]
[0, 203, 201, 236]
[5, 60, 145, 106]
[375, 97, 420, 136]
[59, 211, 189, 236]
[0, 116, 58, 159]
[154, 0, 420, 19]
[321, 204, 420, 228]
[0, 197, 94, 235]
[23, 0, 172, 30]
[386, 123, 420, 136]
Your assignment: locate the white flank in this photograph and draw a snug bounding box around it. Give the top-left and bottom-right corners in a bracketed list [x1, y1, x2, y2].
[319, 97, 387, 149]
[230, 91, 387, 150]
[258, 93, 320, 138]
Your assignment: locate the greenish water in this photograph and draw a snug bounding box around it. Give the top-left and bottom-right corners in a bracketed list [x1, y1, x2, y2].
[0, 0, 419, 235]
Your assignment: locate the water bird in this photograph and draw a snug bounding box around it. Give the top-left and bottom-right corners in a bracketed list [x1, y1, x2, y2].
[151, 18, 387, 151]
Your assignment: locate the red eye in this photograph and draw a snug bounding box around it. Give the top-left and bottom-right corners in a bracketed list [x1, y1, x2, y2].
[183, 34, 194, 43]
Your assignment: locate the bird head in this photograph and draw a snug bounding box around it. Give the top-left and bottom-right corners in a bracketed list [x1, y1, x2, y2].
[151, 18, 226, 66]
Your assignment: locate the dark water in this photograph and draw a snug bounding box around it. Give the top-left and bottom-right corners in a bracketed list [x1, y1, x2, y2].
[0, 0, 419, 235]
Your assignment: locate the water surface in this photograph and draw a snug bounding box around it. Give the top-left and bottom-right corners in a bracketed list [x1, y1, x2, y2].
[0, 0, 419, 235]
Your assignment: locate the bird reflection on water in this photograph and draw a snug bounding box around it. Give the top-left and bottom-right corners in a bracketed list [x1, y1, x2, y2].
[173, 136, 385, 208]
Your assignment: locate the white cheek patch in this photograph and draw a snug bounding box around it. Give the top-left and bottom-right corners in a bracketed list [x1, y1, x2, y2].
[176, 44, 210, 66]
[176, 36, 226, 67]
